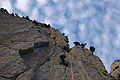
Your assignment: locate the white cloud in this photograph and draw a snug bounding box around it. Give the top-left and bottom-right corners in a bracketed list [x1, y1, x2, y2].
[83, 0, 91, 4]
[37, 0, 47, 6]
[57, 5, 65, 12]
[68, 34, 77, 48]
[30, 8, 39, 20]
[44, 6, 54, 17]
[101, 33, 110, 45]
[114, 34, 120, 49]
[79, 7, 96, 19]
[67, 1, 74, 9]
[58, 16, 67, 25]
[103, 9, 112, 25]
[53, 0, 58, 3]
[62, 28, 70, 35]
[78, 23, 87, 41]
[78, 24, 86, 32]
[93, 36, 101, 45]
[114, 27, 120, 48]
[0, 0, 12, 13]
[44, 18, 51, 25]
[76, 1, 84, 9]
[14, 0, 32, 13]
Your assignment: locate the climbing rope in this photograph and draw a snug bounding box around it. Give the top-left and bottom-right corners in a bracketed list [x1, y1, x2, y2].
[70, 55, 74, 80]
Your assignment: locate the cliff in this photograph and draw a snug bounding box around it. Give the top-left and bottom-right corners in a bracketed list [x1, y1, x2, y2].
[0, 8, 119, 80]
[110, 60, 120, 80]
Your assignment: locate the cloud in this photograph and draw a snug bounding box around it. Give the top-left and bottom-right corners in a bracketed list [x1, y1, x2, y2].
[44, 6, 54, 17]
[44, 18, 51, 25]
[14, 0, 32, 13]
[78, 23, 87, 41]
[114, 33, 120, 49]
[0, 0, 13, 13]
[83, 0, 91, 4]
[76, 1, 84, 9]
[101, 33, 110, 45]
[58, 16, 67, 25]
[57, 4, 65, 12]
[79, 7, 96, 19]
[92, 36, 101, 45]
[53, 0, 58, 3]
[67, 1, 74, 9]
[62, 28, 70, 35]
[30, 7, 39, 20]
[37, 0, 47, 6]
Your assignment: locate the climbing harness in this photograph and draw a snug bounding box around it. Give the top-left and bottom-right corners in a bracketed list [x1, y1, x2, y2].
[70, 55, 74, 80]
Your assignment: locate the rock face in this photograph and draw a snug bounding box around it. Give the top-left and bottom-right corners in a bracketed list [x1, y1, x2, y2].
[110, 60, 120, 80]
[67, 46, 111, 80]
[0, 9, 111, 80]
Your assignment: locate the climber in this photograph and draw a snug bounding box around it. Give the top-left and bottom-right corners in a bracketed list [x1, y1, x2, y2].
[63, 62, 68, 67]
[60, 55, 66, 63]
[80, 43, 87, 48]
[90, 46, 95, 52]
[65, 36, 69, 43]
[74, 42, 80, 46]
[59, 54, 68, 67]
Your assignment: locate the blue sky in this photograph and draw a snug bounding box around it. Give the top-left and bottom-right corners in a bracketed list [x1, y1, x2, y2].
[0, 0, 120, 73]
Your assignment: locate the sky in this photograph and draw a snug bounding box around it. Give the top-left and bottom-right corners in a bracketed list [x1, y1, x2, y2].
[0, 0, 120, 73]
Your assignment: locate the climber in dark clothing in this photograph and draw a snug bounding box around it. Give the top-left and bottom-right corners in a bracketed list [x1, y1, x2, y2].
[59, 55, 68, 67]
[80, 43, 87, 48]
[60, 55, 66, 63]
[63, 62, 68, 67]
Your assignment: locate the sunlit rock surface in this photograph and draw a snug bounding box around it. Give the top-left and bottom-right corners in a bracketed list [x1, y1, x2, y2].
[110, 60, 120, 80]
